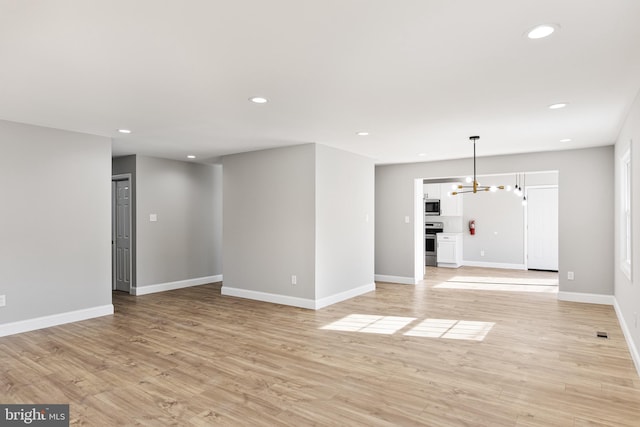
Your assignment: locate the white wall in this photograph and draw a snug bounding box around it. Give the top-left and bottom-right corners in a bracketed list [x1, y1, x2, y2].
[135, 156, 221, 288]
[0, 120, 112, 333]
[614, 89, 640, 373]
[376, 146, 614, 295]
[315, 144, 375, 299]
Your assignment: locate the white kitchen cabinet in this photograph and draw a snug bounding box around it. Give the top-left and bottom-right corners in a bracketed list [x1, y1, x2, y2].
[423, 184, 440, 199]
[440, 183, 463, 216]
[437, 233, 463, 268]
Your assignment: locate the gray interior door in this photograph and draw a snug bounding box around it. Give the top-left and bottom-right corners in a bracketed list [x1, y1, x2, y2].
[114, 179, 131, 292]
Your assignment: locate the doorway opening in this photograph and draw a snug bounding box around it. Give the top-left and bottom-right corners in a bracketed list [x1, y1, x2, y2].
[112, 174, 133, 294]
[415, 171, 559, 282]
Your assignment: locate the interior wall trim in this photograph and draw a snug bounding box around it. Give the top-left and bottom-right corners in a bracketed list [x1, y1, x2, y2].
[374, 275, 417, 285]
[613, 298, 640, 378]
[134, 275, 223, 296]
[221, 287, 315, 309]
[557, 291, 615, 305]
[315, 283, 376, 309]
[221, 282, 376, 310]
[0, 304, 114, 338]
[462, 261, 527, 270]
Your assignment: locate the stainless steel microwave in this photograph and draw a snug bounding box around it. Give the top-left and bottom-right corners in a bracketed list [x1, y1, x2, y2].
[424, 199, 441, 216]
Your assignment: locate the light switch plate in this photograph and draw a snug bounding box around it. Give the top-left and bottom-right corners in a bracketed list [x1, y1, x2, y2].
[149, 214, 157, 222]
[0, 295, 6, 307]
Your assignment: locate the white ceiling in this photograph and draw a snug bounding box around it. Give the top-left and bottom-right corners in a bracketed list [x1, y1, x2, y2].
[1, 1, 639, 164]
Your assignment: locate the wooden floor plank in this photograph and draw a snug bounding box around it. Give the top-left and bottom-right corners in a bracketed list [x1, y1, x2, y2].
[1, 266, 639, 426]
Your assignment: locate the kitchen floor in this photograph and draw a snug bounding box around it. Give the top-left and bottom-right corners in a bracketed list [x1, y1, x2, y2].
[424, 265, 559, 293]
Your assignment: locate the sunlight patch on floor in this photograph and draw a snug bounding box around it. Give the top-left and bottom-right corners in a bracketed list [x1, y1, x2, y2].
[404, 319, 495, 341]
[448, 275, 558, 286]
[320, 315, 494, 341]
[434, 277, 558, 293]
[319, 314, 416, 335]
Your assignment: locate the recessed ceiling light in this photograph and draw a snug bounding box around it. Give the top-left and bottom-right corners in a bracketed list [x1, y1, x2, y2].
[117, 129, 132, 134]
[418, 153, 427, 157]
[249, 96, 268, 104]
[527, 24, 559, 39]
[549, 103, 567, 109]
[187, 155, 196, 159]
[356, 131, 369, 136]
[560, 138, 572, 142]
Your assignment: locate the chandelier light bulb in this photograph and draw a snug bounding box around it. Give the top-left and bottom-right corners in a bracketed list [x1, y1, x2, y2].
[505, 185, 512, 192]
[489, 186, 497, 192]
[465, 176, 473, 183]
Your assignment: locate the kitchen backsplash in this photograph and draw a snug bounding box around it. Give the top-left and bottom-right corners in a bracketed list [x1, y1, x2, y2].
[439, 216, 463, 233]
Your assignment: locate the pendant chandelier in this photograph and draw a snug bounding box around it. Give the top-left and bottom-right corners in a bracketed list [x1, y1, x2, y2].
[451, 136, 505, 195]
[513, 173, 528, 206]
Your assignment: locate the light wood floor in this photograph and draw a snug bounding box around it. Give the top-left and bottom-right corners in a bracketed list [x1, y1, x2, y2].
[2, 267, 639, 426]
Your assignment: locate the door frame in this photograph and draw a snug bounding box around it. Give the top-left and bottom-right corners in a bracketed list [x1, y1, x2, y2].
[524, 184, 559, 271]
[112, 173, 134, 294]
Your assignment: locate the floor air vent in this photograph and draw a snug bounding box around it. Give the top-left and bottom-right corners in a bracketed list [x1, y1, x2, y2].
[596, 331, 608, 339]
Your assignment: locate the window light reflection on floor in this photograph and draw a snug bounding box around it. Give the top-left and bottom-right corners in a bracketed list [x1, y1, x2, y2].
[404, 319, 495, 341]
[319, 314, 416, 335]
[320, 315, 495, 341]
[434, 276, 558, 293]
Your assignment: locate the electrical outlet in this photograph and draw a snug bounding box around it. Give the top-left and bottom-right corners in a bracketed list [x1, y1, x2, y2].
[568, 271, 575, 280]
[0, 295, 5, 307]
[480, 250, 485, 257]
[291, 275, 297, 286]
[635, 312, 638, 329]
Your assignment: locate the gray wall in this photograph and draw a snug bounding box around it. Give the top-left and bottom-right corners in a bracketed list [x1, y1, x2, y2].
[376, 146, 614, 294]
[112, 155, 137, 286]
[0, 120, 112, 323]
[315, 144, 375, 299]
[222, 143, 375, 305]
[614, 89, 640, 365]
[135, 156, 221, 287]
[462, 175, 526, 265]
[462, 172, 558, 265]
[212, 164, 223, 275]
[222, 144, 317, 299]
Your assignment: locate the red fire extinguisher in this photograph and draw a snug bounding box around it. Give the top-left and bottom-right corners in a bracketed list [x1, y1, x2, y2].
[469, 220, 476, 235]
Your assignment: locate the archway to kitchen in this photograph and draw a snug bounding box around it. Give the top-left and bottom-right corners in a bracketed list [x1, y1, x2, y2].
[413, 171, 559, 288]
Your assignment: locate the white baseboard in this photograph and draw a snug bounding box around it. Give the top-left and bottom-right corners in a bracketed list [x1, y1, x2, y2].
[134, 274, 223, 296]
[0, 304, 114, 338]
[374, 275, 417, 285]
[221, 282, 376, 310]
[613, 298, 640, 378]
[221, 286, 315, 309]
[557, 291, 615, 305]
[462, 261, 526, 270]
[315, 283, 376, 309]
